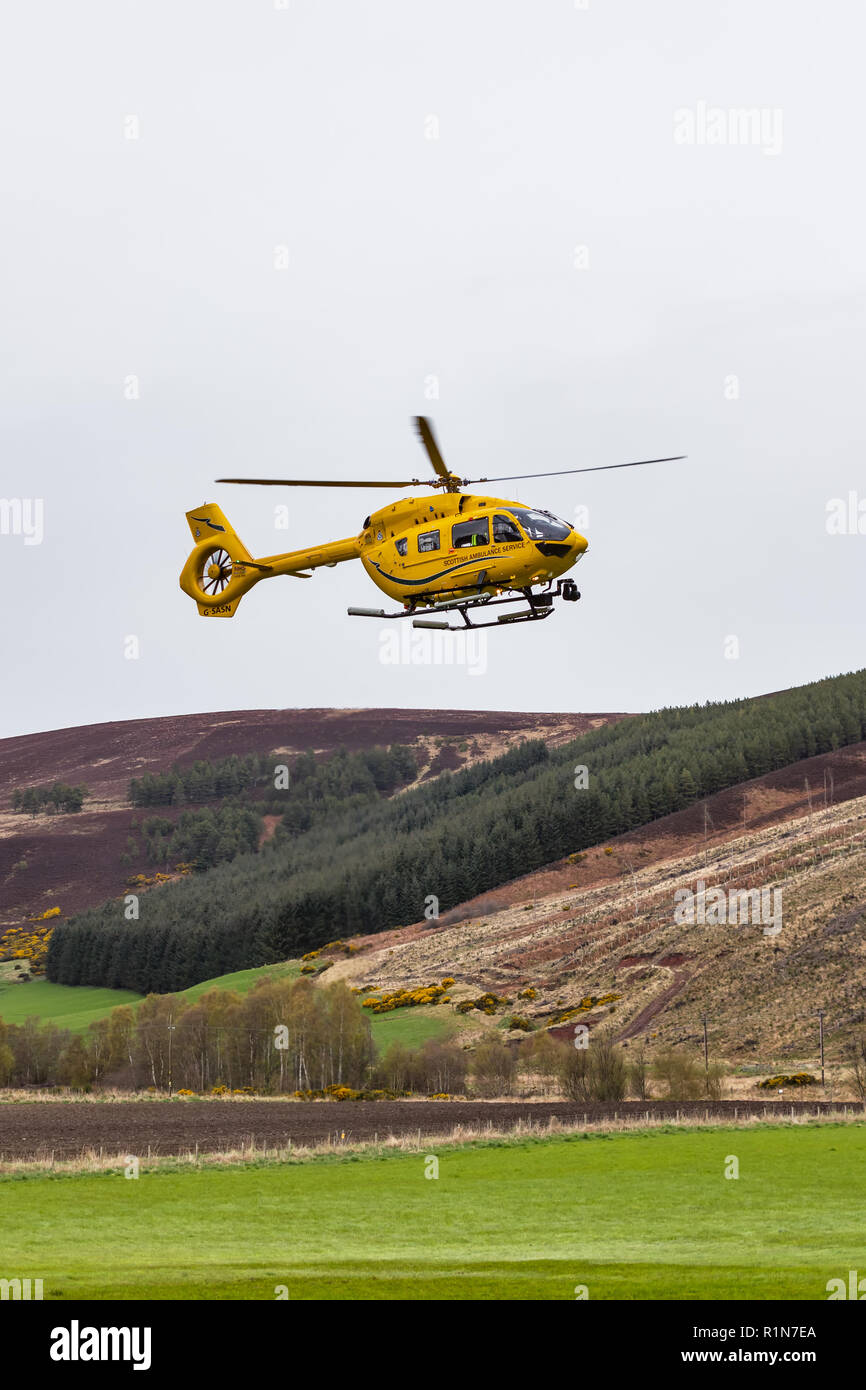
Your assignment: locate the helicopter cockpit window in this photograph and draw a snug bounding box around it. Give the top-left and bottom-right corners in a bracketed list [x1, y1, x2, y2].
[452, 517, 490, 548]
[505, 508, 571, 541]
[395, 537, 407, 556]
[492, 514, 523, 544]
[417, 529, 440, 553]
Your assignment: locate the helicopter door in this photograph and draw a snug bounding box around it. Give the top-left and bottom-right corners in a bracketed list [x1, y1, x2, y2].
[402, 527, 442, 569]
[492, 513, 523, 545]
[450, 517, 490, 550]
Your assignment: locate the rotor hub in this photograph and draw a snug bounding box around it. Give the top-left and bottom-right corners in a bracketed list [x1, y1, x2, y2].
[200, 548, 233, 595]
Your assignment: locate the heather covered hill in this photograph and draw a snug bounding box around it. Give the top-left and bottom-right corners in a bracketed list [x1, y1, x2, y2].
[0, 707, 621, 924]
[46, 669, 866, 995]
[0, 707, 622, 806]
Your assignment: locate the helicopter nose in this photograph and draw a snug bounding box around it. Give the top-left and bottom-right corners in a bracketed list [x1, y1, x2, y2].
[571, 530, 588, 555]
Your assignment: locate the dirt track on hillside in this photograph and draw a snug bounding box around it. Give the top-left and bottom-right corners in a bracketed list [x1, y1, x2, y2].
[0, 1099, 854, 1160]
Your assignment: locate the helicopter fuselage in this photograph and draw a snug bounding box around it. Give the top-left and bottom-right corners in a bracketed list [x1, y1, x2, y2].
[360, 492, 587, 606]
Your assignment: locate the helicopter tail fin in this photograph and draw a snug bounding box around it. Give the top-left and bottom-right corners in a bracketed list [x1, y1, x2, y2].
[185, 504, 253, 558]
[180, 504, 258, 617]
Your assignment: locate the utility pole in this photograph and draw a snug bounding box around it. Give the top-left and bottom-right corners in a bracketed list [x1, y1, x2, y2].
[818, 1009, 825, 1088]
[702, 1012, 709, 1091]
[167, 1013, 175, 1097]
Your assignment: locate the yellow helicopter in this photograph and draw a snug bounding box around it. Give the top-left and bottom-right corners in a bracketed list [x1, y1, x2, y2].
[179, 418, 684, 631]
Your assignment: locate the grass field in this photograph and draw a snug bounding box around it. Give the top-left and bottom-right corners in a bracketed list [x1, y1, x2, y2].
[0, 979, 142, 1033]
[0, 962, 450, 1049]
[366, 1005, 454, 1048]
[2, 1125, 861, 1300]
[180, 961, 301, 1004]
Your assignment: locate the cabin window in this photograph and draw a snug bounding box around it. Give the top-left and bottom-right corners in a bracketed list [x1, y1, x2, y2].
[417, 529, 440, 553]
[505, 508, 571, 541]
[452, 517, 490, 548]
[492, 514, 523, 544]
[395, 537, 407, 556]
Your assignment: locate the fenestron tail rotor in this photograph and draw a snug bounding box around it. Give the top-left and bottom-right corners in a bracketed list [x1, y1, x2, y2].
[199, 547, 233, 595]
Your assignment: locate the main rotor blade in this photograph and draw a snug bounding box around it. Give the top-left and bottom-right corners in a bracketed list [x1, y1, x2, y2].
[463, 456, 686, 484]
[215, 477, 421, 488]
[413, 416, 450, 480]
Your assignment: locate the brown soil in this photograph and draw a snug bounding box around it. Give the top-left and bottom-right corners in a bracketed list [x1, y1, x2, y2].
[616, 971, 690, 1042]
[0, 1098, 848, 1160]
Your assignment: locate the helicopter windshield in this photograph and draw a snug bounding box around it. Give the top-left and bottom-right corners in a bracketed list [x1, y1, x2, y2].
[506, 508, 571, 541]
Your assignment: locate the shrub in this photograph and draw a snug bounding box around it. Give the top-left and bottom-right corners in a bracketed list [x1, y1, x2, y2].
[559, 1033, 627, 1102]
[757, 1072, 818, 1090]
[361, 984, 449, 1013]
[652, 1048, 706, 1100]
[471, 1037, 517, 1097]
[559, 1044, 591, 1101]
[473, 992, 509, 1015]
[846, 1033, 866, 1102]
[409, 1040, 468, 1096]
[627, 1045, 649, 1100]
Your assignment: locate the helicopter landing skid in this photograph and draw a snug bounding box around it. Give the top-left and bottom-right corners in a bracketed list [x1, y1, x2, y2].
[347, 581, 579, 631]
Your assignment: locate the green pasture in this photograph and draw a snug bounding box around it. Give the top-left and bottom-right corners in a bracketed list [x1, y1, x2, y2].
[0, 962, 450, 1049]
[2, 1124, 862, 1300]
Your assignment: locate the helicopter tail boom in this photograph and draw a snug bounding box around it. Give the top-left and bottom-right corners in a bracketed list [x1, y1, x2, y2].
[179, 504, 361, 616]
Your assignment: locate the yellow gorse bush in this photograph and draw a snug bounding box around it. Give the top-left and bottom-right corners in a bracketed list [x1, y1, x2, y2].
[758, 1072, 818, 1089]
[549, 993, 622, 1025]
[361, 984, 449, 1013]
[0, 922, 54, 973]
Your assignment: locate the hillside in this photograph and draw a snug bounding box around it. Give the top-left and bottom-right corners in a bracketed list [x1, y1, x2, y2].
[329, 742, 866, 1060]
[44, 669, 866, 995]
[4, 740, 865, 1072]
[3, 734, 866, 1070]
[0, 706, 624, 924]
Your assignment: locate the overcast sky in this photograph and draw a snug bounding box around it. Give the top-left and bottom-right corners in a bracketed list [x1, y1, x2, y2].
[1, 0, 864, 739]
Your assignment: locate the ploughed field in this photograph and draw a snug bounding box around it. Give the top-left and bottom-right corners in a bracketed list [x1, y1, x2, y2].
[0, 1098, 852, 1160]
